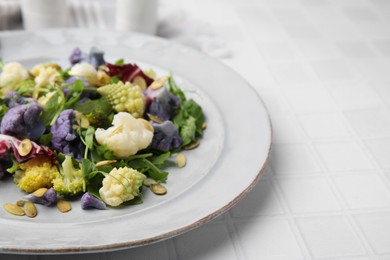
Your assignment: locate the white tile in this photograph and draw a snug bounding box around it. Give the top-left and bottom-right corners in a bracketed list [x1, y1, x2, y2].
[230, 180, 285, 218]
[373, 39, 390, 58]
[371, 81, 390, 106]
[296, 216, 366, 258]
[174, 223, 238, 260]
[283, 23, 322, 39]
[294, 39, 339, 59]
[354, 212, 390, 254]
[235, 219, 303, 260]
[277, 177, 342, 213]
[106, 242, 170, 260]
[268, 62, 316, 85]
[314, 141, 375, 172]
[270, 143, 322, 175]
[257, 88, 291, 114]
[345, 109, 390, 138]
[257, 41, 297, 61]
[332, 173, 390, 209]
[365, 138, 390, 169]
[269, 111, 306, 143]
[342, 6, 380, 21]
[337, 41, 377, 59]
[310, 59, 354, 81]
[351, 58, 390, 80]
[297, 112, 351, 139]
[327, 81, 383, 110]
[283, 87, 337, 113]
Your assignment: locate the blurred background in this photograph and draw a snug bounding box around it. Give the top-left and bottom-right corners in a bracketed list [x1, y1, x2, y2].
[1, 0, 390, 259]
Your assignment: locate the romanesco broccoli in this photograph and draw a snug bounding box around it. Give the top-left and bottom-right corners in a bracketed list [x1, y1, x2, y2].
[52, 155, 85, 196]
[13, 155, 58, 193]
[99, 167, 146, 207]
[97, 81, 145, 118]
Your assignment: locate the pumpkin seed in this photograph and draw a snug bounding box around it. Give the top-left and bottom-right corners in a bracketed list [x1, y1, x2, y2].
[147, 113, 163, 124]
[3, 203, 25, 216]
[32, 187, 48, 197]
[150, 76, 169, 90]
[56, 199, 72, 213]
[202, 121, 207, 129]
[95, 160, 117, 167]
[23, 202, 37, 218]
[150, 184, 167, 195]
[184, 140, 200, 150]
[18, 139, 33, 156]
[133, 76, 147, 90]
[138, 118, 154, 132]
[16, 200, 26, 207]
[176, 153, 187, 168]
[143, 178, 158, 187]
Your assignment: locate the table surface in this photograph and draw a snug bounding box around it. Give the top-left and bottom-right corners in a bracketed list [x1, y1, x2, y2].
[1, 0, 390, 259]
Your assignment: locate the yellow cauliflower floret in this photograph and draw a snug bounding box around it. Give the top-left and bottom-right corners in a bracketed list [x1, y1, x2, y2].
[99, 167, 146, 207]
[95, 112, 153, 158]
[97, 81, 145, 118]
[0, 62, 30, 89]
[31, 63, 62, 88]
[14, 155, 58, 193]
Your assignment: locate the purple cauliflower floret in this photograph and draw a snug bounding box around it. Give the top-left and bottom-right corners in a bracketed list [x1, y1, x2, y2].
[151, 121, 183, 151]
[81, 192, 107, 210]
[3, 91, 35, 108]
[0, 103, 45, 141]
[25, 187, 57, 206]
[50, 109, 84, 160]
[69, 47, 106, 69]
[145, 85, 180, 121]
[69, 48, 85, 65]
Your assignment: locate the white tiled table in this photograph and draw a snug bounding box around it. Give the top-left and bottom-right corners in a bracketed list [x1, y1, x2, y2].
[1, 0, 390, 259]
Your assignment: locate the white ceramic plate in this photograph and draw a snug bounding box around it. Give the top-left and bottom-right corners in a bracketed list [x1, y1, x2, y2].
[0, 29, 271, 254]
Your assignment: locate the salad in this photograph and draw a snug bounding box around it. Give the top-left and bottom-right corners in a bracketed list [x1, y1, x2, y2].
[0, 47, 205, 216]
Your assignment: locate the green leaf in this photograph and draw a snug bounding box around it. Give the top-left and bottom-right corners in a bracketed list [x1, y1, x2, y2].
[7, 159, 19, 174]
[115, 58, 125, 66]
[81, 158, 97, 180]
[149, 151, 171, 165]
[84, 126, 95, 150]
[64, 79, 85, 109]
[168, 75, 186, 103]
[38, 133, 52, 146]
[40, 90, 65, 126]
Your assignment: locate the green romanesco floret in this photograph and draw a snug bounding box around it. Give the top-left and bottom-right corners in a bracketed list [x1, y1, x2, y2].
[13, 155, 58, 193]
[99, 167, 146, 207]
[52, 155, 85, 196]
[97, 81, 145, 118]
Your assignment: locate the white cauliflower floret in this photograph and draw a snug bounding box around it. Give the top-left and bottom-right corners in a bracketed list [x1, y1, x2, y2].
[95, 112, 153, 158]
[68, 62, 98, 85]
[0, 62, 30, 88]
[31, 64, 62, 88]
[99, 167, 146, 207]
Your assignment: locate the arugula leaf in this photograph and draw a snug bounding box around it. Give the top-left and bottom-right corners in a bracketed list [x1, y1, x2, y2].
[40, 90, 65, 126]
[64, 79, 85, 109]
[168, 75, 186, 103]
[173, 98, 205, 146]
[38, 133, 52, 146]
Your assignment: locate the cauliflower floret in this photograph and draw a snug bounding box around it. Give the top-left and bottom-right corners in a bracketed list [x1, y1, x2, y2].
[68, 62, 98, 85]
[52, 155, 84, 196]
[13, 155, 58, 193]
[99, 167, 146, 207]
[95, 112, 153, 158]
[31, 64, 62, 88]
[0, 62, 30, 89]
